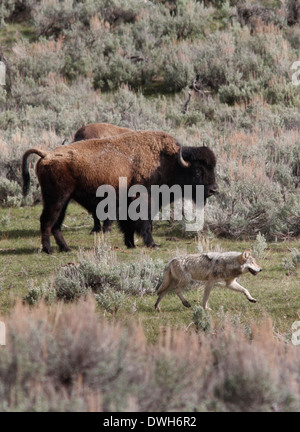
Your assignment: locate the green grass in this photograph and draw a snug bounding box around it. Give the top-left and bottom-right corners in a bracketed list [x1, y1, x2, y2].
[0, 203, 299, 342]
[0, 23, 36, 53]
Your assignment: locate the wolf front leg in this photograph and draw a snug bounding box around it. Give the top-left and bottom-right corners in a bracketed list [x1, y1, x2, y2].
[226, 279, 257, 303]
[202, 281, 215, 310]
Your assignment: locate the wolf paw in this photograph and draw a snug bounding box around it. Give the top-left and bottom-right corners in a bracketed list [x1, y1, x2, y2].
[248, 298, 257, 303]
[183, 301, 191, 308]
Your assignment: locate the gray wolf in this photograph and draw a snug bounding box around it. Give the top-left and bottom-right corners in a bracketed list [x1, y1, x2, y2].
[21, 131, 217, 253]
[155, 250, 262, 311]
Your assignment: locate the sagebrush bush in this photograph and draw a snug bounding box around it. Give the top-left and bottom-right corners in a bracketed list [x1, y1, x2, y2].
[281, 248, 300, 274]
[53, 265, 90, 302]
[192, 305, 211, 332]
[23, 244, 165, 305]
[251, 232, 268, 258]
[0, 177, 22, 207]
[95, 288, 127, 315]
[23, 283, 56, 305]
[0, 0, 39, 26]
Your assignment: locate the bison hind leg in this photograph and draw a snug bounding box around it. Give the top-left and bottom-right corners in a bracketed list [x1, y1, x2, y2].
[51, 199, 71, 252]
[135, 220, 158, 248]
[40, 195, 71, 254]
[103, 218, 112, 233]
[125, 235, 135, 248]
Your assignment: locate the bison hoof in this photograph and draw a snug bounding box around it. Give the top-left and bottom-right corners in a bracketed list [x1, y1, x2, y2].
[103, 227, 112, 234]
[42, 246, 53, 255]
[125, 242, 135, 248]
[90, 228, 101, 234]
[148, 243, 160, 249]
[90, 230, 100, 235]
[59, 246, 72, 252]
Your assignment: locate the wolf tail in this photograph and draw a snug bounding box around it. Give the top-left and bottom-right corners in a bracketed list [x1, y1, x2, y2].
[157, 264, 173, 294]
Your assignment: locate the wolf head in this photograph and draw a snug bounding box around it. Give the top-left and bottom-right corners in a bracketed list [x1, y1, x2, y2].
[238, 250, 262, 276]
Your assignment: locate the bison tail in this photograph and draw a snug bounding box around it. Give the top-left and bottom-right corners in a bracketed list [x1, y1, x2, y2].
[22, 148, 47, 196]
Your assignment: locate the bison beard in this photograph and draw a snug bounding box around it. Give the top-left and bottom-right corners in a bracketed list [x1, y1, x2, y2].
[21, 131, 217, 254]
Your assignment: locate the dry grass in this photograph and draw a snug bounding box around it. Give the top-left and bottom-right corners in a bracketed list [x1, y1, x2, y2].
[0, 296, 300, 411]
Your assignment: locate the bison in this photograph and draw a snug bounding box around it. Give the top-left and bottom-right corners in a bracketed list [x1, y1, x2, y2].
[73, 122, 134, 234]
[73, 122, 133, 142]
[22, 131, 217, 254]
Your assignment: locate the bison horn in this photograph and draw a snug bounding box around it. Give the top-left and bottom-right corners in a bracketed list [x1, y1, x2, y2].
[178, 147, 190, 168]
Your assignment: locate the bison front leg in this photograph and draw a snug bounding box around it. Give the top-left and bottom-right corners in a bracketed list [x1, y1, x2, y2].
[90, 214, 112, 234]
[124, 227, 135, 248]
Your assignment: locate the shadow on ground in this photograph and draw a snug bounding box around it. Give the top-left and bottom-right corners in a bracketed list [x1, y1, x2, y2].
[1, 229, 40, 239]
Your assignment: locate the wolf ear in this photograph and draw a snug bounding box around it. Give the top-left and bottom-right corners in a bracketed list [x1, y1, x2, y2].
[239, 249, 251, 263]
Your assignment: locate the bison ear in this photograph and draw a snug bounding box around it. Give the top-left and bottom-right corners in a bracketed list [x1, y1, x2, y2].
[178, 147, 190, 168]
[239, 249, 251, 263]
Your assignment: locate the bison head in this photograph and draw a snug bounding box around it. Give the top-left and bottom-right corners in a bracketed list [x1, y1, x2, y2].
[177, 146, 217, 202]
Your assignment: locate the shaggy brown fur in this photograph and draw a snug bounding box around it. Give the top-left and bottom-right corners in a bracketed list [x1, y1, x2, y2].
[73, 123, 133, 142]
[22, 131, 217, 253]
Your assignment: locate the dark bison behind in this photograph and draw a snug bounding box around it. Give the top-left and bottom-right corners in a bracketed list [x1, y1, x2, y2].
[22, 131, 217, 254]
[73, 122, 133, 142]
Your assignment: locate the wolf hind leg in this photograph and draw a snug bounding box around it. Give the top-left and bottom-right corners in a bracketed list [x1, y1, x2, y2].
[176, 288, 191, 308]
[174, 271, 192, 308]
[155, 267, 177, 311]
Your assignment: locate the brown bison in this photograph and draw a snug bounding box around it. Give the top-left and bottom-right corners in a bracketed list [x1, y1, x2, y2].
[22, 131, 217, 254]
[73, 122, 134, 234]
[73, 122, 133, 142]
